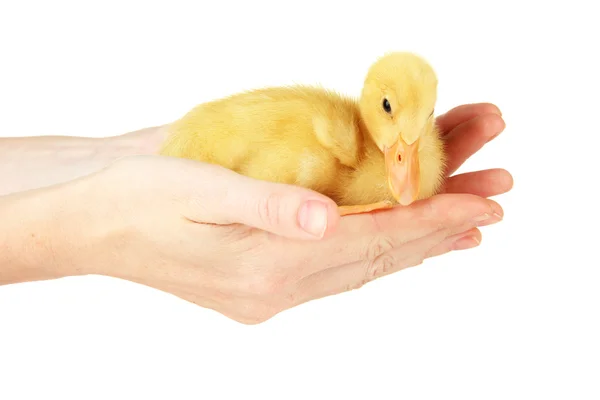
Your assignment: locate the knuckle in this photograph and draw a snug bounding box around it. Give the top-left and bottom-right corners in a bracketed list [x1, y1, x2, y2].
[419, 195, 488, 231]
[362, 250, 426, 285]
[257, 192, 283, 228]
[420, 196, 443, 221]
[411, 198, 443, 229]
[362, 235, 395, 261]
[365, 253, 398, 281]
[449, 198, 490, 225]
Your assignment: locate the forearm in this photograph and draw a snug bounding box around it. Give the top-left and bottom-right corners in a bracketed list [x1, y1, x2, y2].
[0, 185, 72, 286]
[0, 126, 168, 196]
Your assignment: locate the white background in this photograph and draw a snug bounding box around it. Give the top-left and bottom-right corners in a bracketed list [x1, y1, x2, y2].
[1, 1, 598, 399]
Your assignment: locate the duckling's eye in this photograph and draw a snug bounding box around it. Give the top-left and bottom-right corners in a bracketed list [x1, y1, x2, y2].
[382, 98, 392, 114]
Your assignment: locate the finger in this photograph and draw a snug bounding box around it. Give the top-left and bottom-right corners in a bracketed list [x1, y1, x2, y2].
[425, 227, 482, 258]
[183, 163, 340, 241]
[442, 169, 514, 197]
[295, 193, 503, 277]
[292, 223, 483, 306]
[436, 103, 502, 136]
[443, 113, 506, 176]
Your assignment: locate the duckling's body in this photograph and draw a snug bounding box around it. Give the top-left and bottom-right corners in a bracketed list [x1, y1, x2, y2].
[160, 52, 446, 215]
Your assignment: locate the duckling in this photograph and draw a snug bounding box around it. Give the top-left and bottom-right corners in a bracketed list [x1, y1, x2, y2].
[159, 51, 446, 216]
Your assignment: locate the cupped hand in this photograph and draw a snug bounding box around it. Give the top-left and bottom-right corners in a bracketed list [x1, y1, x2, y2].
[47, 103, 509, 324]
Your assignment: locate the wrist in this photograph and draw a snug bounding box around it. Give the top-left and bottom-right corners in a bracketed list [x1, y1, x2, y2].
[0, 125, 171, 285]
[0, 171, 115, 286]
[0, 185, 76, 285]
[0, 125, 169, 196]
[69, 124, 169, 166]
[108, 124, 170, 157]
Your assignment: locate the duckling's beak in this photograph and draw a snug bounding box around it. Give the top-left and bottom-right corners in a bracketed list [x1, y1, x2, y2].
[384, 137, 420, 206]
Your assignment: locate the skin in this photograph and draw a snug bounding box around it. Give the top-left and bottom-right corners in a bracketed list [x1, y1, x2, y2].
[0, 103, 511, 324]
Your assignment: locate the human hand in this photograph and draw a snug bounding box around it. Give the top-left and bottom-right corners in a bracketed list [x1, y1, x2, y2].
[9, 102, 508, 324]
[35, 100, 508, 324]
[436, 102, 512, 197]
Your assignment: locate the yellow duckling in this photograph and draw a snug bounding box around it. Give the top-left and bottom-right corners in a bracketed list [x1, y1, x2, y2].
[159, 51, 446, 216]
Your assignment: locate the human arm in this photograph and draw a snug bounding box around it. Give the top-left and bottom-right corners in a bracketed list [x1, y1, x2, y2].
[0, 126, 168, 196]
[0, 103, 512, 324]
[0, 125, 168, 283]
[0, 152, 503, 323]
[0, 183, 74, 285]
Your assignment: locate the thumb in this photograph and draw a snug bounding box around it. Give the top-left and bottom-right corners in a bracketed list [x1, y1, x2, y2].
[186, 164, 340, 240]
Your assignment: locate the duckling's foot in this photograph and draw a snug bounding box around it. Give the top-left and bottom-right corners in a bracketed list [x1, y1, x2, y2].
[338, 201, 394, 216]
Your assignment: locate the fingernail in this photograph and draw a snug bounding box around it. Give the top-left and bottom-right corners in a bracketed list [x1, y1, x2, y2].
[298, 200, 328, 238]
[453, 236, 480, 250]
[473, 212, 503, 226]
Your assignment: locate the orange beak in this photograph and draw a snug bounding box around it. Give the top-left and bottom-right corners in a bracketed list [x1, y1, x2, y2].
[384, 137, 420, 206]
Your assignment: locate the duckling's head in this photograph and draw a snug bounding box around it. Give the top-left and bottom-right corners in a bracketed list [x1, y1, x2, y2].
[359, 51, 438, 206]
